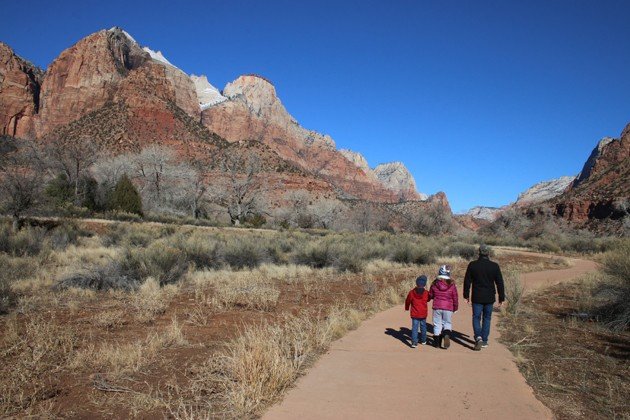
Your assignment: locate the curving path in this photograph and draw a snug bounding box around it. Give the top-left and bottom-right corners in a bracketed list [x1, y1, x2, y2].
[263, 252, 597, 420]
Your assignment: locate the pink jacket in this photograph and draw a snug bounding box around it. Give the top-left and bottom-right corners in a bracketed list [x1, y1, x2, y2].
[429, 279, 459, 312]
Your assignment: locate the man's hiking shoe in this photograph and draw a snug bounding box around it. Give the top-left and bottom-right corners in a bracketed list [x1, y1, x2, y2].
[443, 331, 451, 349]
[420, 341, 427, 345]
[411, 343, 418, 348]
[474, 338, 483, 351]
[482, 341, 489, 348]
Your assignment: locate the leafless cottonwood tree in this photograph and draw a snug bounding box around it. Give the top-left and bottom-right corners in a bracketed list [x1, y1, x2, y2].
[46, 137, 100, 206]
[0, 139, 45, 230]
[211, 152, 266, 226]
[308, 199, 343, 229]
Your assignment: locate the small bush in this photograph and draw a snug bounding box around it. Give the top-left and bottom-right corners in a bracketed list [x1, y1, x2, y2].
[125, 241, 189, 286]
[445, 242, 477, 260]
[56, 259, 139, 291]
[595, 241, 630, 331]
[223, 240, 265, 269]
[0, 225, 49, 257]
[293, 242, 334, 268]
[179, 234, 221, 269]
[391, 243, 435, 265]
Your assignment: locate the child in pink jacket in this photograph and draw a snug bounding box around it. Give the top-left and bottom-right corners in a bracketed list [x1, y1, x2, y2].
[429, 265, 459, 349]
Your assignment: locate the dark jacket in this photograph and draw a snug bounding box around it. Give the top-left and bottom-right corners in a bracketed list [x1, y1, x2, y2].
[463, 256, 505, 304]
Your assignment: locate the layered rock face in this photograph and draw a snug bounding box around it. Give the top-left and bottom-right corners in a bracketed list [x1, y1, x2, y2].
[373, 162, 426, 200]
[200, 75, 413, 201]
[339, 149, 371, 174]
[550, 124, 630, 228]
[191, 75, 226, 109]
[37, 27, 199, 136]
[515, 176, 575, 206]
[0, 28, 443, 210]
[0, 43, 43, 137]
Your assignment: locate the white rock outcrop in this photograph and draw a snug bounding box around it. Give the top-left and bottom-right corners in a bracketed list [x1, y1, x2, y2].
[516, 176, 575, 205]
[374, 162, 427, 200]
[465, 206, 503, 221]
[190, 75, 227, 109]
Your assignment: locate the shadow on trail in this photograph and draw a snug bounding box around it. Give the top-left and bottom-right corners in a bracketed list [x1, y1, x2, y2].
[385, 323, 476, 350]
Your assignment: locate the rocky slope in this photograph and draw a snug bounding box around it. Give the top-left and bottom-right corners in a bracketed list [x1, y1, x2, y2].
[200, 75, 429, 202]
[36, 27, 199, 137]
[548, 124, 630, 228]
[515, 176, 575, 206]
[0, 42, 43, 137]
[465, 206, 503, 221]
[0, 28, 441, 211]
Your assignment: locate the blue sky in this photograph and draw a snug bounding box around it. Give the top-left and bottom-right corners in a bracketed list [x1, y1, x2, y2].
[2, 0, 629, 212]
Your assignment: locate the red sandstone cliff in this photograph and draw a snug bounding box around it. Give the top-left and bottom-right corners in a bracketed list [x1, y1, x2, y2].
[0, 43, 43, 138]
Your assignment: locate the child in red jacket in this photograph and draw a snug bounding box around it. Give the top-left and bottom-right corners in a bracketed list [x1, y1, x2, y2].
[405, 275, 429, 348]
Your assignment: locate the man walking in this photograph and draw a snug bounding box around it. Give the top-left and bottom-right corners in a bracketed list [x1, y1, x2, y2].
[463, 244, 505, 351]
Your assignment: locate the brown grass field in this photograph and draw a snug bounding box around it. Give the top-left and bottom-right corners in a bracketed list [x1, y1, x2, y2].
[0, 219, 588, 418]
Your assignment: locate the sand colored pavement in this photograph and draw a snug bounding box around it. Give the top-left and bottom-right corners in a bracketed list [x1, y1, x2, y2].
[264, 253, 597, 420]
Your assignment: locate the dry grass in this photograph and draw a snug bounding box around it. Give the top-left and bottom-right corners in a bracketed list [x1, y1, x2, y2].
[503, 267, 524, 315]
[0, 316, 78, 416]
[72, 317, 187, 378]
[130, 277, 178, 323]
[499, 275, 630, 419]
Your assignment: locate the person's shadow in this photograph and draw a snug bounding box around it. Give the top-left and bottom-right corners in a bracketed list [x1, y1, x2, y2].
[385, 323, 476, 350]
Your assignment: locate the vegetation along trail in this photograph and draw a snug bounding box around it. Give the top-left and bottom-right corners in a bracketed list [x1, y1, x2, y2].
[263, 251, 598, 420]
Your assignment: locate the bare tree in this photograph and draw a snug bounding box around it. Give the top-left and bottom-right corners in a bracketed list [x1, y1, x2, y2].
[180, 161, 210, 219]
[210, 152, 266, 226]
[46, 137, 100, 206]
[0, 139, 45, 230]
[308, 199, 343, 229]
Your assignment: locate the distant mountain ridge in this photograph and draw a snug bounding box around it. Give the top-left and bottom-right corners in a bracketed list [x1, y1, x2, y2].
[0, 27, 433, 205]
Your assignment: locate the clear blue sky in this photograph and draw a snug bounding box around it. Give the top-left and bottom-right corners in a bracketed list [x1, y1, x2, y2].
[2, 0, 629, 212]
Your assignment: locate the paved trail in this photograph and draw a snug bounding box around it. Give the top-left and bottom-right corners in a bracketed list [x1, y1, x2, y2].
[264, 252, 597, 420]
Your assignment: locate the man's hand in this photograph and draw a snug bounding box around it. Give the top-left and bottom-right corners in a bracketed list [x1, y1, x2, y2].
[497, 302, 503, 308]
[466, 298, 470, 305]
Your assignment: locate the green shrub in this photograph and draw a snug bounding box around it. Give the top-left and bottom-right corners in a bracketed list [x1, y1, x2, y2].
[293, 242, 334, 268]
[109, 174, 143, 216]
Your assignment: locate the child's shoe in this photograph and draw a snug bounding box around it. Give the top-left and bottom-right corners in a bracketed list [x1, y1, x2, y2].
[443, 330, 451, 349]
[434, 335, 442, 348]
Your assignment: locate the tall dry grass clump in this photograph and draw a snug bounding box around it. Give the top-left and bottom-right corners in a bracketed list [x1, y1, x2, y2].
[594, 240, 630, 331]
[503, 268, 524, 316]
[208, 307, 364, 417]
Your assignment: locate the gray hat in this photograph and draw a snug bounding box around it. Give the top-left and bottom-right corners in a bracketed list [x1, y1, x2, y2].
[479, 244, 490, 256]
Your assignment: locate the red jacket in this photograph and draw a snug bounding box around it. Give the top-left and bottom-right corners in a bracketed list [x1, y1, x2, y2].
[405, 288, 429, 319]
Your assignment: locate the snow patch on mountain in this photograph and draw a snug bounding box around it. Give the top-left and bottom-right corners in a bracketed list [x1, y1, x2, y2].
[142, 47, 175, 67]
[190, 75, 227, 109]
